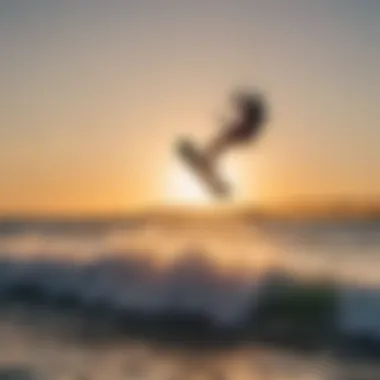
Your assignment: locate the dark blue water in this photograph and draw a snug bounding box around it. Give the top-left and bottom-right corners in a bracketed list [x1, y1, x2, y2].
[0, 218, 379, 379]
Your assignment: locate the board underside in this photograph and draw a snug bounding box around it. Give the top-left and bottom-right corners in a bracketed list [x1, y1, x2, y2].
[177, 139, 230, 198]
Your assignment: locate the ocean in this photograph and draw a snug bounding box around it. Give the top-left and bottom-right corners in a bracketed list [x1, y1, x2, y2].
[0, 217, 379, 379]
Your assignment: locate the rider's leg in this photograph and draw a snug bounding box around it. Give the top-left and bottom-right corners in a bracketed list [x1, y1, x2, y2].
[203, 129, 239, 163]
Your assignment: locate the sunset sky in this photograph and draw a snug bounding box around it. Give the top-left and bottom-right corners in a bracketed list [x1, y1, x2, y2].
[1, 0, 379, 214]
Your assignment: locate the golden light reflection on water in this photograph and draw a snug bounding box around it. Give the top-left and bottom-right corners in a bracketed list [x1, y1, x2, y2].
[105, 222, 280, 275]
[0, 308, 342, 380]
[1, 219, 380, 285]
[0, 223, 276, 274]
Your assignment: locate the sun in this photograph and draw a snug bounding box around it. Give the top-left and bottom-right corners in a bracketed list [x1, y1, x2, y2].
[163, 156, 243, 206]
[164, 160, 210, 205]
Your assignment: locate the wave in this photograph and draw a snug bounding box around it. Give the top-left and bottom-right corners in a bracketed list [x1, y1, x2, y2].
[0, 251, 380, 356]
[0, 251, 257, 326]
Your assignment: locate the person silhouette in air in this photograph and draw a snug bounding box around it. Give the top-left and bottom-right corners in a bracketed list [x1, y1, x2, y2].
[203, 90, 267, 165]
[177, 90, 268, 197]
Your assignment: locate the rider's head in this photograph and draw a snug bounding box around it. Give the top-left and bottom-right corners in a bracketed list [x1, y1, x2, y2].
[232, 90, 267, 124]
